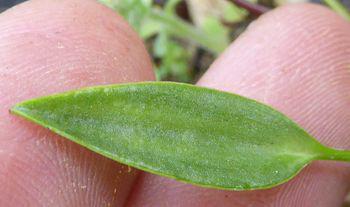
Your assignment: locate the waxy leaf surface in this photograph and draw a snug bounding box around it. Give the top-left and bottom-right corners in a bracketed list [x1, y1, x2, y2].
[11, 82, 336, 190]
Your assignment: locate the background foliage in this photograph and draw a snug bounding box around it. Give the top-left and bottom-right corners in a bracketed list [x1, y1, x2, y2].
[99, 0, 350, 83]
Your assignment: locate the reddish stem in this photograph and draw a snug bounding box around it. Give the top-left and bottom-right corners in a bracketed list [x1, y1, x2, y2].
[229, 0, 271, 16]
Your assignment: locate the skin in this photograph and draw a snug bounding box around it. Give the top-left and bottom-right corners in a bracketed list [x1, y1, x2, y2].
[0, 0, 349, 206]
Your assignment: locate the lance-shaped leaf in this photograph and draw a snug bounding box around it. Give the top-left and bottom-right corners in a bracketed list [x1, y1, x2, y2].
[10, 82, 350, 190]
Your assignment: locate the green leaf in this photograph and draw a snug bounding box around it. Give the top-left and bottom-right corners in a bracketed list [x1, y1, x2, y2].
[153, 31, 192, 82]
[154, 32, 168, 57]
[148, 9, 227, 55]
[139, 19, 161, 39]
[10, 82, 350, 190]
[223, 1, 247, 23]
[201, 17, 229, 47]
[164, 0, 182, 14]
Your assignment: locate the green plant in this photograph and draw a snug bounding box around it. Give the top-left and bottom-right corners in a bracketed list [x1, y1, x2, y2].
[98, 0, 350, 82]
[99, 0, 246, 82]
[11, 82, 350, 190]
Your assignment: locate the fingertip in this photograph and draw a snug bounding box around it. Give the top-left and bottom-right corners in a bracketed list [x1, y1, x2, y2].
[0, 0, 153, 206]
[199, 3, 350, 98]
[199, 2, 350, 147]
[0, 0, 154, 100]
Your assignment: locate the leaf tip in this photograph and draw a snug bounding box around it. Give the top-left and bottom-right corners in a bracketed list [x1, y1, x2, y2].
[9, 101, 31, 118]
[10, 103, 21, 114]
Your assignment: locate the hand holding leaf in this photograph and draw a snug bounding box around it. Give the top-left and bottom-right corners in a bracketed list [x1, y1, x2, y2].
[11, 82, 350, 190]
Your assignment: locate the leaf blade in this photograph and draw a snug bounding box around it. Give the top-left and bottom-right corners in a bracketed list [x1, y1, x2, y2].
[11, 82, 326, 190]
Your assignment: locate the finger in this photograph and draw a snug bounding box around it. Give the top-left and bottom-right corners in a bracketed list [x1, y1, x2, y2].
[127, 3, 350, 207]
[0, 0, 154, 206]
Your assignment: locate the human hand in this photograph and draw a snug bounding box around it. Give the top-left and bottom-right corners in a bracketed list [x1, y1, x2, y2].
[1, 0, 349, 206]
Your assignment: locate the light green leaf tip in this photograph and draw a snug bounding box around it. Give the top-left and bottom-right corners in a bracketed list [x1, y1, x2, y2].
[10, 81, 350, 190]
